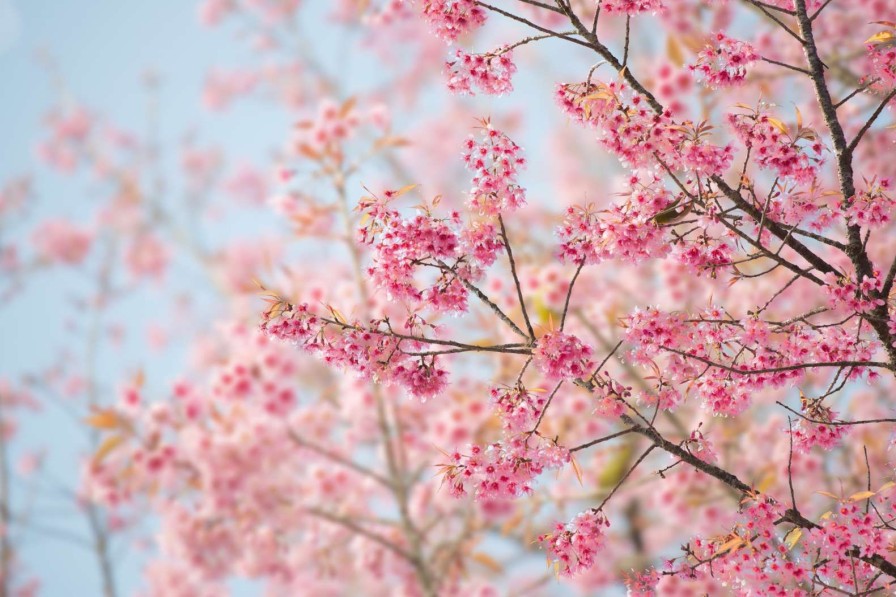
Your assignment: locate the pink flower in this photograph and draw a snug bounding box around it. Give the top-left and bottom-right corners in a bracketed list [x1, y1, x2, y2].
[393, 359, 449, 401]
[461, 221, 502, 267]
[533, 331, 594, 381]
[690, 33, 759, 88]
[792, 399, 848, 452]
[823, 272, 885, 314]
[728, 105, 823, 183]
[685, 428, 717, 463]
[440, 435, 569, 500]
[420, 0, 487, 43]
[539, 509, 610, 576]
[31, 219, 93, 265]
[842, 178, 895, 229]
[601, 0, 664, 15]
[445, 47, 516, 96]
[462, 123, 527, 215]
[490, 384, 546, 432]
[125, 234, 169, 280]
[556, 181, 675, 265]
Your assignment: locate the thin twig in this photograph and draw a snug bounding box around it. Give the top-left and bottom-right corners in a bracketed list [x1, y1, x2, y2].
[499, 215, 536, 341]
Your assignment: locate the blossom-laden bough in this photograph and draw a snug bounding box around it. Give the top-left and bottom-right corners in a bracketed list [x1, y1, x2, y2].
[255, 0, 896, 594]
[10, 0, 896, 595]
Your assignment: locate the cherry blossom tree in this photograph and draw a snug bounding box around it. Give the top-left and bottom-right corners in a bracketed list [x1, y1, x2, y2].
[256, 0, 896, 594]
[5, 0, 896, 595]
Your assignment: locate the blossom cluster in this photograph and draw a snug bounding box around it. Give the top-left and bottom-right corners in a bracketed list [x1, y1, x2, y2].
[420, 0, 486, 42]
[538, 509, 609, 576]
[556, 182, 675, 266]
[555, 80, 681, 168]
[353, 185, 512, 313]
[690, 32, 759, 88]
[532, 331, 594, 381]
[632, 489, 896, 594]
[866, 31, 896, 87]
[728, 106, 824, 183]
[439, 435, 570, 500]
[445, 48, 516, 96]
[806, 500, 891, 589]
[357, 194, 462, 304]
[294, 99, 363, 154]
[556, 80, 733, 175]
[490, 384, 546, 433]
[823, 272, 885, 314]
[601, 0, 664, 15]
[624, 306, 880, 416]
[842, 178, 895, 229]
[462, 124, 527, 214]
[671, 236, 734, 278]
[31, 219, 93, 265]
[262, 303, 449, 401]
[791, 398, 848, 452]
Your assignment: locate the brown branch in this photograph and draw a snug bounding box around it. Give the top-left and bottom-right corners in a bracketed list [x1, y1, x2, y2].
[660, 345, 893, 374]
[429, 259, 528, 339]
[498, 215, 536, 341]
[794, 0, 896, 366]
[776, 401, 896, 427]
[847, 89, 896, 153]
[559, 261, 584, 331]
[569, 427, 637, 452]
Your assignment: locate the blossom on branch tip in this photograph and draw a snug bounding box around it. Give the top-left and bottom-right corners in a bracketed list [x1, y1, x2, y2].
[539, 509, 609, 576]
[532, 331, 594, 381]
[420, 0, 486, 43]
[690, 33, 759, 88]
[445, 48, 516, 96]
[463, 123, 527, 215]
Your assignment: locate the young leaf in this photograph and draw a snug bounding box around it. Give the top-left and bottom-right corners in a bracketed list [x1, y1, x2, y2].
[93, 435, 125, 464]
[86, 409, 120, 430]
[667, 36, 685, 67]
[866, 30, 896, 44]
[471, 552, 503, 573]
[784, 528, 803, 550]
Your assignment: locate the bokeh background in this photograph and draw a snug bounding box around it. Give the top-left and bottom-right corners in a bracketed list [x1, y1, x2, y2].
[0, 2, 607, 594]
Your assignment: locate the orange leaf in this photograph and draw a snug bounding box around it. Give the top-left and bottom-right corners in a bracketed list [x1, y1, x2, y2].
[393, 183, 419, 198]
[784, 528, 803, 549]
[667, 36, 685, 67]
[866, 31, 896, 44]
[93, 435, 125, 464]
[766, 117, 789, 135]
[86, 410, 120, 430]
[570, 455, 584, 486]
[716, 536, 744, 555]
[471, 552, 503, 573]
[297, 143, 321, 160]
[340, 96, 357, 118]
